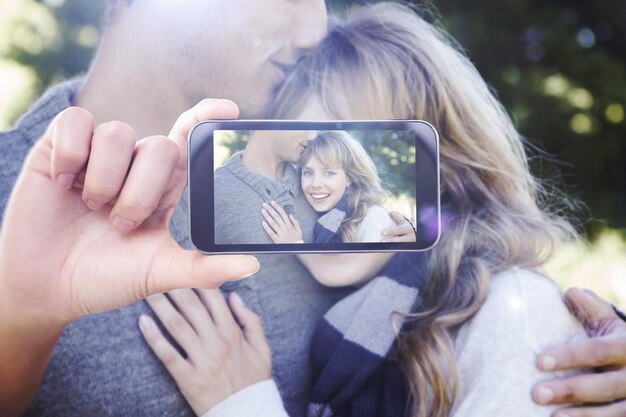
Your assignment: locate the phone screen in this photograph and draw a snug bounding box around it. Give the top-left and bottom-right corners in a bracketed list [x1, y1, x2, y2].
[189, 120, 439, 253]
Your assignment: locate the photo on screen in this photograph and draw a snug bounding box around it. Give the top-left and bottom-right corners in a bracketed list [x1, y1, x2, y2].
[212, 129, 418, 245]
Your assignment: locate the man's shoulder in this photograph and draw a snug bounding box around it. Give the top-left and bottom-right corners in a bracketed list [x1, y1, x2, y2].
[214, 164, 255, 200]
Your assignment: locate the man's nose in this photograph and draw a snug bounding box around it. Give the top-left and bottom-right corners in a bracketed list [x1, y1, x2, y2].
[292, 0, 327, 51]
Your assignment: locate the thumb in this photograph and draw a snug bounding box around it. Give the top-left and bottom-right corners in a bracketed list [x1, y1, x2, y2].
[564, 287, 615, 332]
[146, 243, 259, 295]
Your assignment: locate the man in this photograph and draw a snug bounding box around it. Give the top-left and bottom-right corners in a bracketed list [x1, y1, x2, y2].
[0, 1, 327, 415]
[0, 1, 625, 417]
[214, 129, 320, 246]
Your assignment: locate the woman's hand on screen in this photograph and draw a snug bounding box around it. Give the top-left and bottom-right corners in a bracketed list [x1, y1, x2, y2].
[261, 201, 303, 243]
[381, 210, 417, 242]
[138, 289, 272, 416]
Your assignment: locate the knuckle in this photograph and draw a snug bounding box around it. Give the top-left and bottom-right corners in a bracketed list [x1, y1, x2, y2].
[591, 339, 612, 365]
[214, 338, 232, 360]
[58, 106, 94, 127]
[56, 145, 87, 164]
[165, 314, 188, 332]
[117, 193, 159, 215]
[64, 106, 93, 118]
[187, 372, 209, 391]
[140, 136, 179, 164]
[84, 182, 119, 200]
[95, 120, 136, 141]
[203, 357, 222, 375]
[177, 290, 199, 306]
[227, 328, 244, 344]
[558, 382, 578, 403]
[248, 313, 264, 329]
[159, 348, 178, 367]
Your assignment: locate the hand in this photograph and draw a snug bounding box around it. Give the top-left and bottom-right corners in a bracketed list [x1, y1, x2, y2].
[139, 289, 272, 416]
[532, 288, 626, 416]
[261, 201, 303, 243]
[0, 99, 259, 327]
[381, 210, 416, 242]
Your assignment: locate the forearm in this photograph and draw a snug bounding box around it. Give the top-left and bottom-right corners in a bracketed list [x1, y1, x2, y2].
[0, 290, 65, 417]
[297, 253, 393, 287]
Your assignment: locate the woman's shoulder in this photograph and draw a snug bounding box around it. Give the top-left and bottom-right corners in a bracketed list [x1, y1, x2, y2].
[363, 204, 390, 217]
[356, 205, 395, 242]
[456, 268, 583, 349]
[450, 268, 587, 416]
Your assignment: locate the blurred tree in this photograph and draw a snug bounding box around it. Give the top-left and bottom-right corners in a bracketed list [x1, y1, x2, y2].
[328, 0, 626, 236]
[0, 0, 106, 126]
[1, 0, 624, 236]
[217, 129, 417, 198]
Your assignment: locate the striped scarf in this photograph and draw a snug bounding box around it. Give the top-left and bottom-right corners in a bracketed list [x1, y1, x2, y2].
[313, 194, 350, 243]
[309, 209, 428, 417]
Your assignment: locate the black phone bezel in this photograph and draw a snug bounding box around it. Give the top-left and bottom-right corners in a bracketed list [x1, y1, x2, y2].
[188, 120, 440, 254]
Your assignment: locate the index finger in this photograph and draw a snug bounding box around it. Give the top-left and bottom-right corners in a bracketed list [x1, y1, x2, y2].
[158, 99, 240, 216]
[168, 99, 240, 145]
[537, 334, 626, 371]
[269, 200, 290, 224]
[48, 107, 95, 188]
[381, 225, 415, 243]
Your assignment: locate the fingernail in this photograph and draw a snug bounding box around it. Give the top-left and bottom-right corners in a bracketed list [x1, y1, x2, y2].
[537, 386, 554, 404]
[541, 355, 556, 371]
[56, 174, 76, 190]
[112, 216, 135, 232]
[86, 200, 104, 211]
[138, 315, 154, 331]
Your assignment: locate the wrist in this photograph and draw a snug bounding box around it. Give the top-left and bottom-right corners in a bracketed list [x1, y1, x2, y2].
[0, 240, 71, 330]
[0, 260, 68, 335]
[0, 286, 66, 343]
[0, 278, 65, 417]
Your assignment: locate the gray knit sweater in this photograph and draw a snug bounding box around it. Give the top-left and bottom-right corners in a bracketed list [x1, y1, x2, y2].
[0, 81, 345, 417]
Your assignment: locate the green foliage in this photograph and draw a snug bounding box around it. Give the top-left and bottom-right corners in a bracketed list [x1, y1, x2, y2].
[0, 0, 106, 126]
[330, 0, 626, 236]
[1, 0, 625, 235]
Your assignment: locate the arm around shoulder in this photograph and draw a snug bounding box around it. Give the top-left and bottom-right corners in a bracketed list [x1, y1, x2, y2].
[450, 269, 588, 417]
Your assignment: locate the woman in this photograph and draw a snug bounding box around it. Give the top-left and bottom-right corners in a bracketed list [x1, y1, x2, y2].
[139, 3, 593, 417]
[261, 130, 396, 244]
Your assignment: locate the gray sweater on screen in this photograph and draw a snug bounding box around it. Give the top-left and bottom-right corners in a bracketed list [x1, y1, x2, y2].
[0, 81, 345, 417]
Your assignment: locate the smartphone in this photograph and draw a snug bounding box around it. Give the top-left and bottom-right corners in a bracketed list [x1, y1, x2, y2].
[188, 120, 440, 254]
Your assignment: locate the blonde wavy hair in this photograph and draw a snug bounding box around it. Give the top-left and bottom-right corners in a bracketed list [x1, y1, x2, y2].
[300, 130, 392, 242]
[271, 2, 577, 417]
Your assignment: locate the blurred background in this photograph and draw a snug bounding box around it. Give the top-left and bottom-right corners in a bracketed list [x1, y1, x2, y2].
[1, 0, 625, 306]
